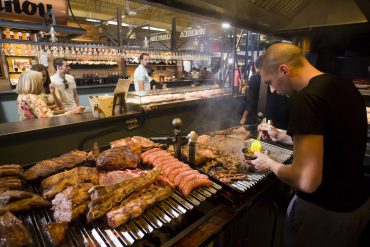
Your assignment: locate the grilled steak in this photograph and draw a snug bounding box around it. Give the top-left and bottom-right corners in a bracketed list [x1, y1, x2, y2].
[0, 164, 22, 178]
[0, 192, 50, 214]
[51, 183, 94, 222]
[96, 146, 140, 171]
[44, 221, 69, 246]
[0, 212, 32, 246]
[87, 168, 161, 222]
[107, 184, 172, 228]
[0, 176, 23, 190]
[41, 167, 99, 200]
[23, 150, 95, 180]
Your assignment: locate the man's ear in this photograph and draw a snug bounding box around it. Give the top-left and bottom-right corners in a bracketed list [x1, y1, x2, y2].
[279, 64, 289, 75]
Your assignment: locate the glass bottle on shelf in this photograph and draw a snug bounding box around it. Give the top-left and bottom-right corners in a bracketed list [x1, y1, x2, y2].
[9, 30, 14, 39]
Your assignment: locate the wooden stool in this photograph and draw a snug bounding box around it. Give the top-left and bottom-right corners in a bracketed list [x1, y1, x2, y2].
[112, 92, 127, 116]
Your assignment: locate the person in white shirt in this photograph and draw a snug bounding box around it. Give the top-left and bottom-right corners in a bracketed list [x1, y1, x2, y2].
[50, 58, 79, 110]
[133, 53, 150, 95]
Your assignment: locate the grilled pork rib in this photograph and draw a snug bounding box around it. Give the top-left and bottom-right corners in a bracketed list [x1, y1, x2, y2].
[0, 164, 23, 178]
[86, 168, 161, 222]
[107, 184, 172, 228]
[23, 150, 95, 180]
[0, 176, 23, 190]
[43, 221, 69, 246]
[41, 167, 99, 200]
[52, 183, 94, 222]
[0, 191, 50, 214]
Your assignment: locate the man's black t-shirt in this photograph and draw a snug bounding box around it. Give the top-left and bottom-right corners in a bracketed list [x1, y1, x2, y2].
[287, 74, 368, 212]
[245, 73, 260, 125]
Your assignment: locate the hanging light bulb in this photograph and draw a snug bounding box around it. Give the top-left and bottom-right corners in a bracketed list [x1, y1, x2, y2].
[49, 26, 58, 42]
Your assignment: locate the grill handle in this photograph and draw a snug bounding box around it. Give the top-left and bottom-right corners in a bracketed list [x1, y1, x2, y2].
[187, 131, 198, 166]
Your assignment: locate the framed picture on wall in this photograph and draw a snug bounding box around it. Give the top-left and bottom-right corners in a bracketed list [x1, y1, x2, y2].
[0, 59, 4, 79]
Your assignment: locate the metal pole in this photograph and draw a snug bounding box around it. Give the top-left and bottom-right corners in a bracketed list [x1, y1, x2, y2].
[171, 18, 176, 50]
[117, 7, 123, 47]
[231, 28, 237, 95]
[244, 31, 250, 80]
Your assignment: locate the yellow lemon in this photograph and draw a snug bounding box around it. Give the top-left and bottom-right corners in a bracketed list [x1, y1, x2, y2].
[250, 140, 263, 153]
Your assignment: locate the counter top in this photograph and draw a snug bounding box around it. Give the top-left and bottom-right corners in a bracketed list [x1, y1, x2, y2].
[0, 110, 141, 140]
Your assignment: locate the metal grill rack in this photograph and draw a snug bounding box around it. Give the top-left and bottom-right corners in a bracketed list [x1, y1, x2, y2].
[218, 140, 293, 193]
[25, 182, 221, 247]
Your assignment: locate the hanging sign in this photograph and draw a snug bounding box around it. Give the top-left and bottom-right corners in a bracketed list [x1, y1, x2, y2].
[0, 0, 68, 24]
[150, 28, 206, 42]
[180, 28, 206, 38]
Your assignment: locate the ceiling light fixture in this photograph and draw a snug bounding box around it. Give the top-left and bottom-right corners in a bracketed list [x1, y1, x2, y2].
[222, 22, 230, 29]
[86, 18, 101, 23]
[142, 26, 167, 32]
[107, 21, 132, 27]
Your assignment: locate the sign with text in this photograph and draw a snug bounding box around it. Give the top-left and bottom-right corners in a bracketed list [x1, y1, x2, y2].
[0, 0, 68, 24]
[150, 28, 206, 42]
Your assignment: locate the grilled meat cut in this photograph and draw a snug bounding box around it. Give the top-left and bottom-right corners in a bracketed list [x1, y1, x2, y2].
[0, 164, 22, 178]
[43, 221, 69, 246]
[0, 191, 50, 214]
[23, 150, 95, 180]
[0, 212, 32, 246]
[52, 183, 94, 222]
[107, 184, 172, 228]
[110, 137, 142, 154]
[86, 168, 161, 222]
[99, 169, 147, 186]
[96, 146, 140, 171]
[41, 167, 99, 200]
[0, 190, 33, 205]
[0, 176, 23, 190]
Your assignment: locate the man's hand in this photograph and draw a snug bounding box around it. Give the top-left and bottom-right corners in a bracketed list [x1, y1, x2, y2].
[248, 152, 276, 171]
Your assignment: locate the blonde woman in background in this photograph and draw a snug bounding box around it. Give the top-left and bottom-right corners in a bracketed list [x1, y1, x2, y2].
[16, 71, 84, 121]
[31, 64, 62, 109]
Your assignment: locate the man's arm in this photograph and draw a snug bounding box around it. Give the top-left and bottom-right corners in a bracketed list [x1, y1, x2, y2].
[252, 134, 323, 193]
[138, 80, 145, 91]
[73, 88, 80, 106]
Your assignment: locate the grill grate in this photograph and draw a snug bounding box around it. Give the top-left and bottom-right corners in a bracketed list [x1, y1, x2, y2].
[25, 182, 221, 247]
[216, 140, 293, 193]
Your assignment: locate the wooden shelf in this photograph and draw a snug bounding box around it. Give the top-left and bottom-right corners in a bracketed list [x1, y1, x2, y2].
[8, 71, 22, 74]
[5, 55, 35, 58]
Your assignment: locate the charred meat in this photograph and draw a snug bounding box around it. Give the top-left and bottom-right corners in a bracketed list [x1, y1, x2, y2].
[0, 212, 32, 246]
[107, 184, 172, 228]
[43, 221, 69, 246]
[96, 146, 140, 171]
[86, 168, 161, 222]
[0, 191, 50, 214]
[0, 190, 33, 205]
[110, 137, 142, 154]
[0, 176, 23, 190]
[0, 164, 22, 178]
[99, 169, 147, 186]
[23, 150, 95, 180]
[52, 183, 94, 222]
[41, 167, 99, 200]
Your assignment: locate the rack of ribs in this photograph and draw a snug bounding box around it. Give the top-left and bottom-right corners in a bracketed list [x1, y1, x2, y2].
[23, 150, 95, 180]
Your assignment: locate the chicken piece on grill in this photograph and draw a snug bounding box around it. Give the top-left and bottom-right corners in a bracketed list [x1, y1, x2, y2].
[23, 150, 95, 180]
[0, 191, 50, 214]
[110, 137, 142, 154]
[52, 183, 94, 222]
[96, 146, 140, 171]
[0, 164, 23, 178]
[0, 176, 23, 190]
[0, 212, 32, 246]
[41, 167, 99, 200]
[43, 221, 69, 246]
[98, 169, 147, 186]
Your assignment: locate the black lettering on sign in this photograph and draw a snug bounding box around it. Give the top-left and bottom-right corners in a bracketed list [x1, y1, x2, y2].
[125, 117, 140, 130]
[0, 0, 53, 17]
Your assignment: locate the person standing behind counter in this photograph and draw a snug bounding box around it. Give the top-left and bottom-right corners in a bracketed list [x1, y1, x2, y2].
[15, 71, 84, 121]
[134, 53, 150, 95]
[50, 58, 80, 110]
[249, 43, 369, 247]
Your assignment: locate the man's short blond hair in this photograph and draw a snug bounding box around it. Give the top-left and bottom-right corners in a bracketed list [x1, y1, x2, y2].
[15, 71, 44, 95]
[261, 43, 305, 73]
